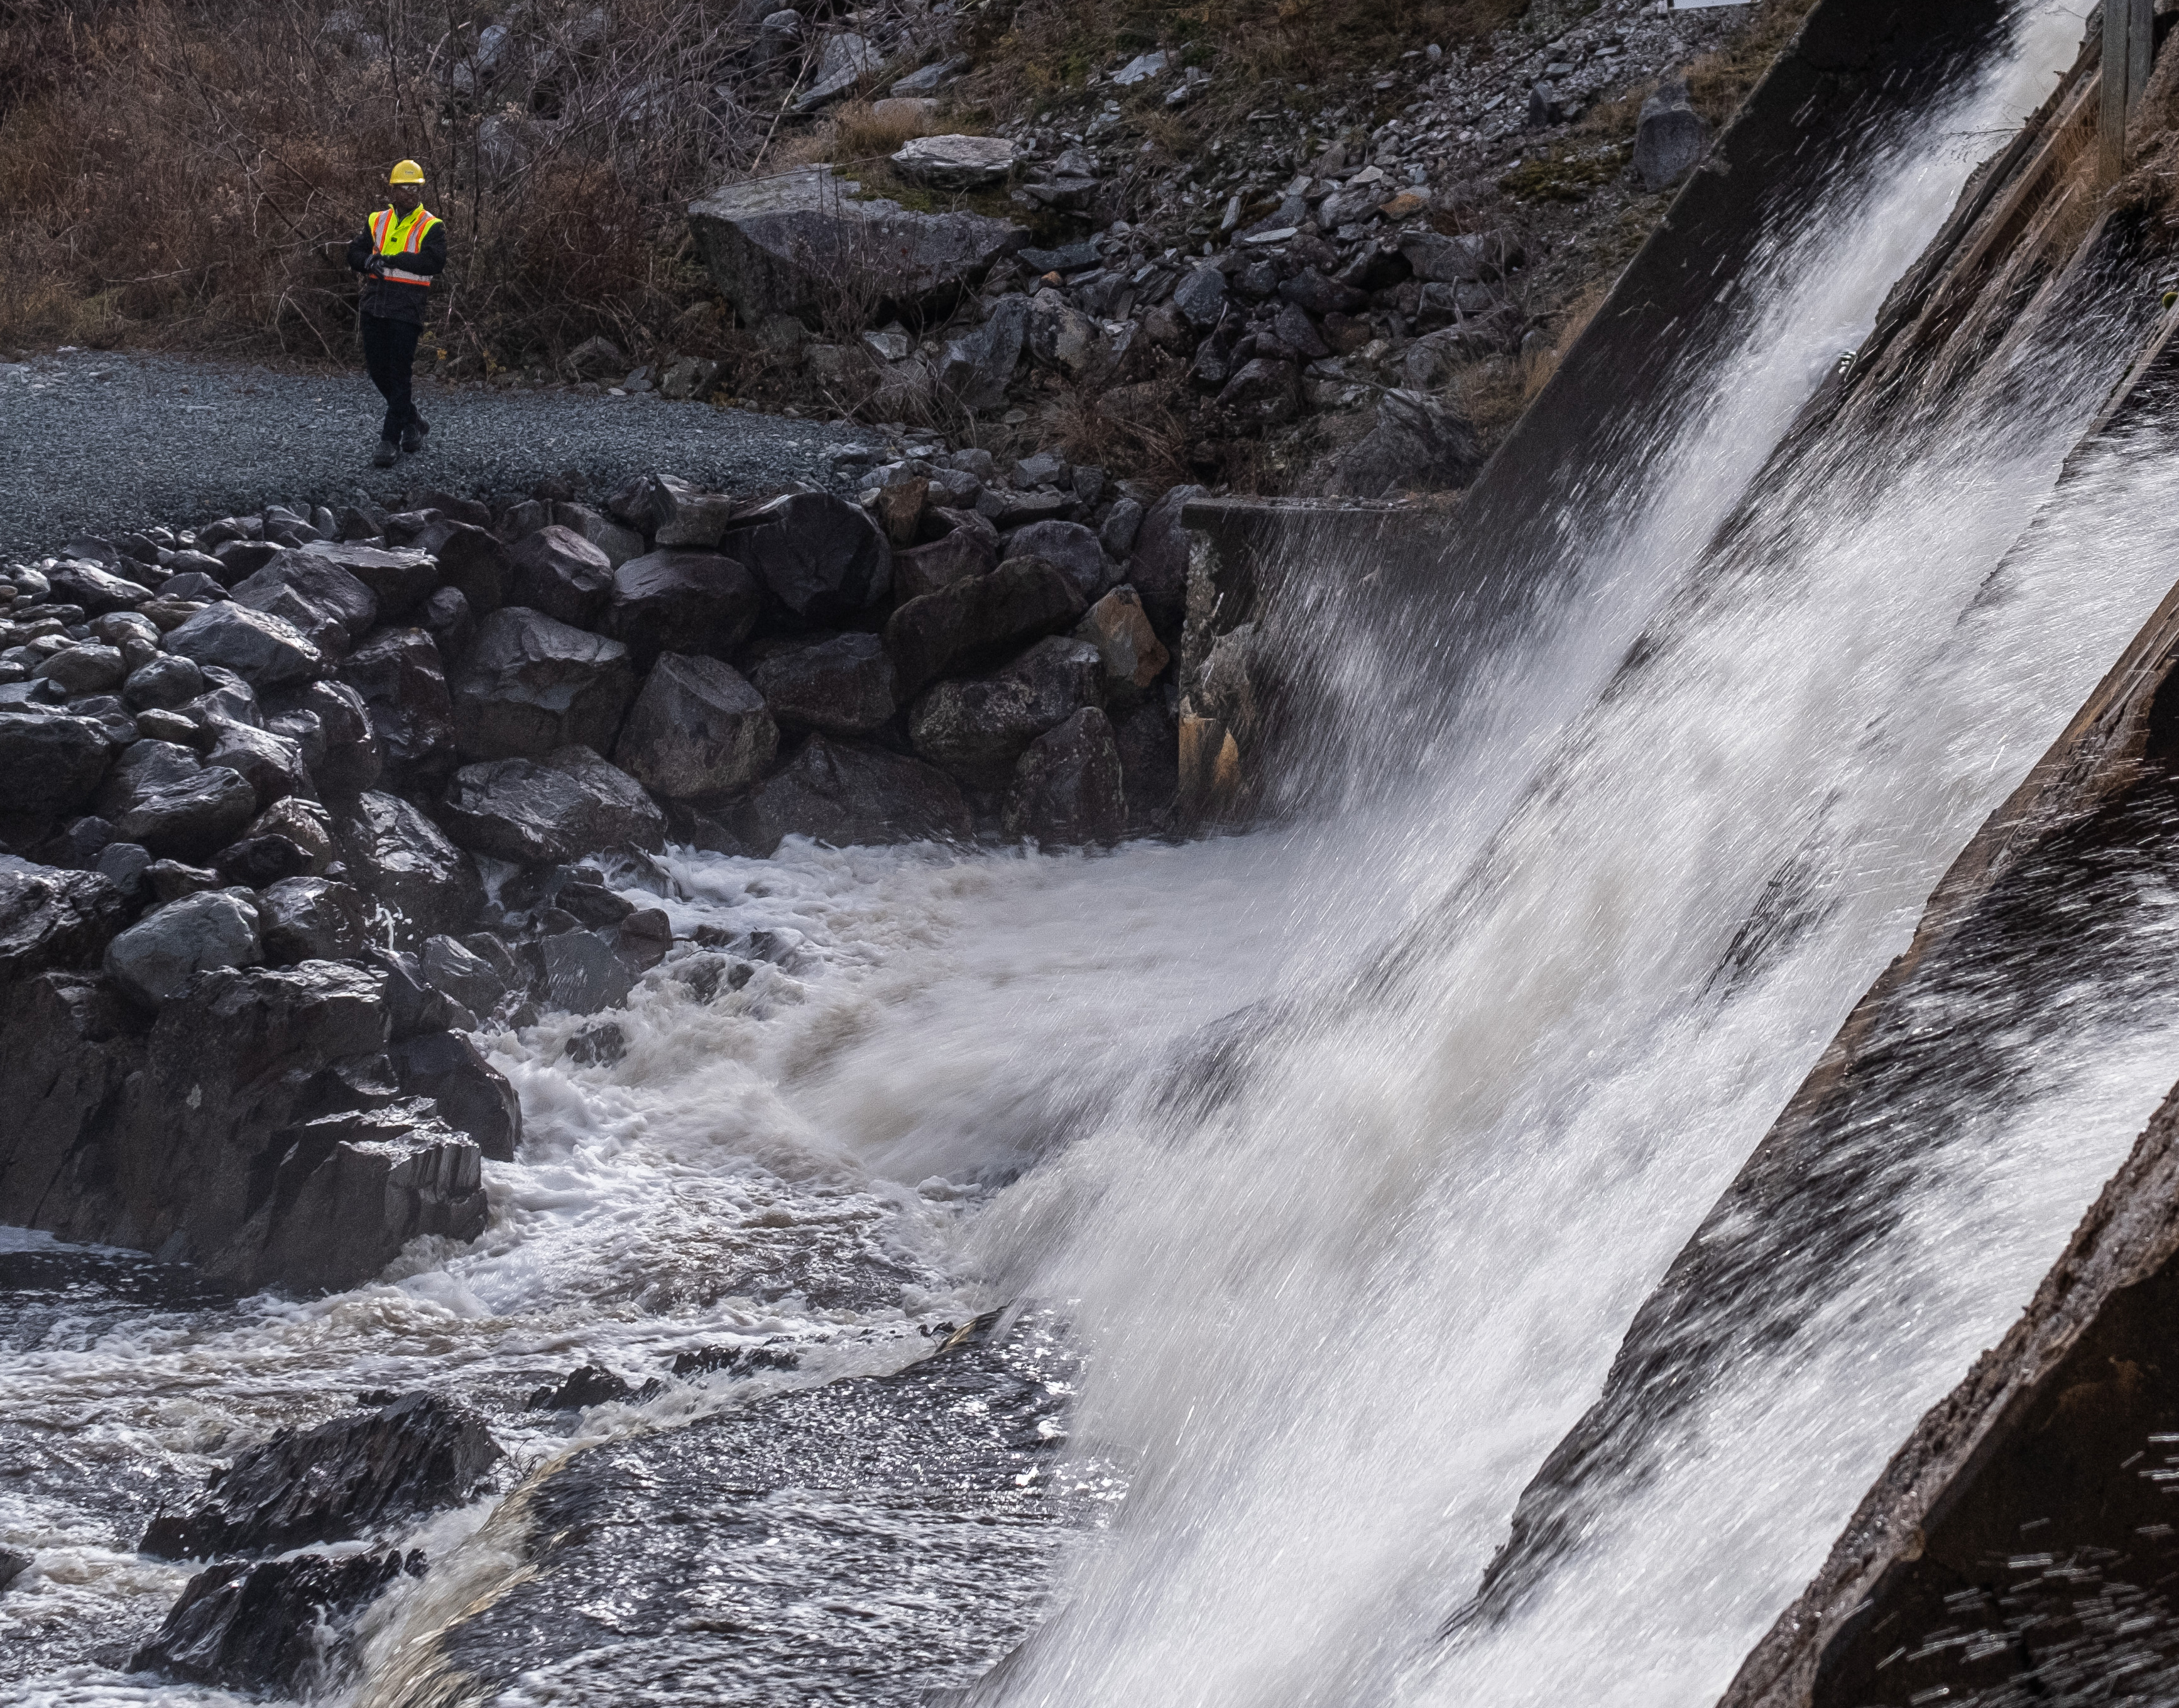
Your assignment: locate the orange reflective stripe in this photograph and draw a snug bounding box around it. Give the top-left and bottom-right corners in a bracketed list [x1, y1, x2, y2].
[380, 269, 433, 286]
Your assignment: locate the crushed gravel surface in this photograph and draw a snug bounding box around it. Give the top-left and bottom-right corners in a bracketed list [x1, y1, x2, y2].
[0, 349, 880, 556]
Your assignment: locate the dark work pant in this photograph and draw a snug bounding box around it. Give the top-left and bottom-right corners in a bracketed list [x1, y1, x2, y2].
[359, 313, 423, 443]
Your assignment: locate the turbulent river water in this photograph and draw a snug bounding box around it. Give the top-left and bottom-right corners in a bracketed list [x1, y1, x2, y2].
[11, 5, 2179, 1705]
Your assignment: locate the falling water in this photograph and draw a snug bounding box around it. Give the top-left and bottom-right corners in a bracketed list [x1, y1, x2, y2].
[9, 5, 2179, 1706]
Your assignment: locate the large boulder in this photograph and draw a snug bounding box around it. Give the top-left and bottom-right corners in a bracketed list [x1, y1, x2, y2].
[256, 876, 369, 964]
[1002, 519, 1105, 599]
[46, 560, 155, 614]
[891, 133, 1021, 190]
[613, 655, 777, 801]
[884, 557, 1087, 696]
[415, 518, 513, 614]
[937, 294, 1029, 411]
[441, 746, 667, 864]
[736, 735, 971, 855]
[748, 632, 897, 734]
[893, 527, 998, 603]
[1076, 586, 1170, 693]
[0, 710, 115, 835]
[601, 549, 764, 668]
[626, 474, 736, 549]
[230, 552, 378, 660]
[1112, 698, 1179, 829]
[909, 636, 1103, 786]
[1634, 78, 1711, 190]
[143, 1391, 501, 1558]
[1003, 706, 1127, 846]
[103, 889, 262, 1005]
[109, 757, 260, 862]
[0, 860, 131, 989]
[390, 1030, 520, 1162]
[300, 540, 439, 620]
[133, 1550, 423, 1693]
[452, 607, 637, 761]
[202, 720, 310, 809]
[339, 628, 457, 786]
[0, 972, 147, 1239]
[284, 679, 383, 798]
[733, 492, 892, 624]
[1125, 483, 1204, 636]
[164, 602, 324, 688]
[336, 791, 485, 941]
[687, 165, 1024, 324]
[123, 653, 206, 711]
[508, 525, 615, 628]
[1328, 388, 1482, 498]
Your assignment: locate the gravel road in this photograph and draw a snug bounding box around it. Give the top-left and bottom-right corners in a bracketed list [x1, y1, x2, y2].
[0, 348, 879, 555]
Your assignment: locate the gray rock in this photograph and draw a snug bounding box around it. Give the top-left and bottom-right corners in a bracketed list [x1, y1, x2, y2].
[452, 607, 637, 761]
[231, 553, 378, 659]
[1112, 697, 1179, 829]
[885, 557, 1088, 697]
[613, 655, 778, 801]
[441, 746, 666, 864]
[0, 710, 115, 830]
[291, 680, 383, 797]
[1328, 388, 1482, 498]
[564, 335, 626, 381]
[602, 549, 764, 668]
[748, 633, 897, 735]
[36, 643, 127, 694]
[1002, 520, 1106, 599]
[422, 585, 477, 665]
[104, 889, 263, 1005]
[687, 165, 1024, 324]
[164, 602, 324, 687]
[336, 791, 484, 942]
[145, 859, 224, 905]
[508, 525, 616, 626]
[256, 876, 369, 964]
[95, 840, 151, 894]
[299, 540, 439, 619]
[1125, 484, 1203, 635]
[0, 860, 131, 988]
[0, 1548, 28, 1594]
[894, 526, 998, 604]
[535, 928, 634, 1016]
[736, 735, 971, 856]
[1025, 288, 1101, 378]
[552, 503, 647, 569]
[415, 519, 513, 614]
[420, 935, 506, 1019]
[892, 133, 1022, 190]
[1217, 357, 1302, 427]
[791, 28, 877, 109]
[734, 492, 892, 624]
[910, 636, 1103, 785]
[203, 719, 309, 808]
[339, 628, 456, 786]
[123, 653, 205, 710]
[938, 295, 1030, 411]
[1635, 79, 1710, 190]
[46, 560, 154, 614]
[1076, 586, 1171, 692]
[131, 1548, 422, 1693]
[1173, 266, 1230, 330]
[113, 763, 259, 861]
[1397, 230, 1504, 284]
[1003, 706, 1126, 846]
[1100, 496, 1146, 558]
[390, 1030, 520, 1160]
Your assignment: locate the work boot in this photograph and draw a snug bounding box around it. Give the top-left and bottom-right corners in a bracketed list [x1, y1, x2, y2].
[400, 416, 429, 455]
[373, 438, 399, 468]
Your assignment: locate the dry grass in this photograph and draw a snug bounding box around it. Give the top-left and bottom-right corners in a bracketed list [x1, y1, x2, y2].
[1685, 0, 1822, 126]
[0, 0, 766, 365]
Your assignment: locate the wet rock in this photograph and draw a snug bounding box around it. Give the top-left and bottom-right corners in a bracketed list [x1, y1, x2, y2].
[669, 1343, 800, 1377]
[885, 558, 1088, 697]
[371, 944, 474, 1038]
[0, 861, 131, 989]
[123, 653, 205, 711]
[335, 791, 485, 942]
[0, 710, 117, 841]
[892, 133, 1020, 190]
[937, 294, 1029, 410]
[602, 549, 764, 669]
[508, 525, 616, 628]
[104, 888, 262, 1006]
[1076, 587, 1171, 693]
[910, 636, 1104, 786]
[203, 719, 309, 808]
[1329, 388, 1482, 497]
[736, 734, 971, 855]
[733, 492, 893, 624]
[230, 553, 378, 659]
[421, 585, 476, 665]
[552, 503, 647, 570]
[415, 519, 513, 614]
[256, 876, 369, 964]
[1003, 706, 1127, 846]
[96, 839, 151, 893]
[142, 1391, 501, 1558]
[452, 607, 637, 761]
[112, 763, 259, 862]
[213, 835, 314, 889]
[46, 560, 154, 614]
[1126, 484, 1204, 636]
[0, 1547, 28, 1593]
[526, 1364, 635, 1410]
[442, 746, 666, 864]
[1113, 698, 1179, 828]
[536, 928, 634, 1014]
[389, 1030, 520, 1163]
[36, 643, 126, 694]
[1635, 78, 1710, 191]
[339, 628, 456, 787]
[614, 655, 778, 800]
[420, 934, 505, 1018]
[687, 165, 1024, 324]
[244, 797, 334, 874]
[893, 527, 998, 604]
[145, 859, 224, 904]
[292, 680, 383, 798]
[132, 1549, 424, 1692]
[748, 632, 897, 735]
[164, 603, 324, 688]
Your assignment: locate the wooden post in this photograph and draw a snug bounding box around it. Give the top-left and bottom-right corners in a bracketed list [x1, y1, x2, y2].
[2102, 0, 2154, 185]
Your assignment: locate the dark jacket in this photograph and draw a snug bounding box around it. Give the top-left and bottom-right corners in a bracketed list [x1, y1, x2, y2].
[346, 212, 447, 325]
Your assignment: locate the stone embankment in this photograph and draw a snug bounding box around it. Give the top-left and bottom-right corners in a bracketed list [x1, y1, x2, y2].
[0, 449, 1204, 1296]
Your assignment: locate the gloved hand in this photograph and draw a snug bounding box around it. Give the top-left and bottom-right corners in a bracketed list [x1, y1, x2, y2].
[364, 255, 388, 276]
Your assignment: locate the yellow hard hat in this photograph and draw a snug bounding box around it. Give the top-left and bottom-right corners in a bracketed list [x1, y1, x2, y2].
[389, 159, 426, 185]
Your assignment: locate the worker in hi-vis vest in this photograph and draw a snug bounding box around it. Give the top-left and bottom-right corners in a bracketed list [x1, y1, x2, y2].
[345, 160, 446, 468]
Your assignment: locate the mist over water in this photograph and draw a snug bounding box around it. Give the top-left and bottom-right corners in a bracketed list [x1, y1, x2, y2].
[9, 6, 2178, 1705]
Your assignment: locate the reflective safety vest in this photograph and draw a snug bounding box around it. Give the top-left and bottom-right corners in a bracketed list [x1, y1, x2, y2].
[368, 205, 442, 286]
